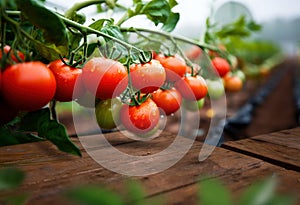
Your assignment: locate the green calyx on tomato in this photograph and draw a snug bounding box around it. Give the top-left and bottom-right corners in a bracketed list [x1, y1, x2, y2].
[120, 98, 160, 134]
[95, 98, 122, 130]
[2, 61, 56, 111]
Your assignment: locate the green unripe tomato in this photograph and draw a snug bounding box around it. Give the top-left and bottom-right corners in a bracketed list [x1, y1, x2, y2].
[234, 70, 246, 82]
[182, 98, 205, 111]
[95, 98, 122, 130]
[206, 79, 225, 100]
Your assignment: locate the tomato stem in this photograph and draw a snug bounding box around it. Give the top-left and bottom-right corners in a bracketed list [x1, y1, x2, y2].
[168, 35, 195, 76]
[50, 100, 58, 121]
[133, 29, 171, 55]
[59, 15, 145, 53]
[5, 10, 145, 54]
[120, 27, 219, 52]
[64, 0, 106, 19]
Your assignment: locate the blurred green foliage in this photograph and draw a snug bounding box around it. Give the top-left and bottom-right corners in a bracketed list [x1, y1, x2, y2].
[0, 167, 296, 205]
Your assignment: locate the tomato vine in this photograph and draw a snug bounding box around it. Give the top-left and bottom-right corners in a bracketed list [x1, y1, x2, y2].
[0, 0, 262, 156]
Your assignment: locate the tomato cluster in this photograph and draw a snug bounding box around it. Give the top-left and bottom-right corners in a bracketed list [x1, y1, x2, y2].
[0, 43, 245, 135]
[209, 50, 245, 93]
[113, 53, 209, 135]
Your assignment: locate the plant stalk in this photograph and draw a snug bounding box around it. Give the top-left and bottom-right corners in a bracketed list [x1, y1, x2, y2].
[64, 0, 105, 19]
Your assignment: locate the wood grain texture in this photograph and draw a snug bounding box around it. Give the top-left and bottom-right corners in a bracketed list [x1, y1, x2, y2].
[223, 127, 300, 171]
[0, 130, 300, 205]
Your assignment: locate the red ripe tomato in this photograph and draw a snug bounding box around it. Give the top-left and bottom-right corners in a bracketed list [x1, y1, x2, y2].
[82, 57, 128, 100]
[152, 87, 182, 115]
[2, 62, 56, 111]
[130, 60, 166, 93]
[211, 57, 230, 77]
[0, 45, 25, 63]
[175, 75, 208, 101]
[120, 98, 160, 134]
[185, 45, 202, 60]
[155, 54, 187, 82]
[0, 101, 19, 125]
[48, 59, 85, 102]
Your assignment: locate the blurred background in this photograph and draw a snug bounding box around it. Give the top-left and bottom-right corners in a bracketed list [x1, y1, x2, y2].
[47, 0, 300, 56]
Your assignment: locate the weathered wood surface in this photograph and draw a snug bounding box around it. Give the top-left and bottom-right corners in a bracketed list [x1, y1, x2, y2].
[1, 128, 300, 205]
[223, 127, 300, 171]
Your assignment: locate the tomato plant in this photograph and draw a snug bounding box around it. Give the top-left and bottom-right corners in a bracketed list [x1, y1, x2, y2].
[154, 54, 187, 82]
[175, 75, 208, 101]
[82, 57, 128, 100]
[130, 60, 166, 93]
[0, 0, 262, 156]
[120, 98, 160, 134]
[95, 98, 122, 130]
[2, 62, 56, 111]
[48, 59, 84, 102]
[152, 87, 182, 115]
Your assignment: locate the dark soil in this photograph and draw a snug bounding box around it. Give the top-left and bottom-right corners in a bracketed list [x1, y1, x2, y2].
[224, 56, 299, 140]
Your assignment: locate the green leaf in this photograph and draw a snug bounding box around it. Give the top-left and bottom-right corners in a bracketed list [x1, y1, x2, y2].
[134, 2, 144, 15]
[162, 12, 179, 32]
[89, 19, 113, 31]
[133, 0, 142, 4]
[19, 108, 50, 132]
[264, 195, 296, 205]
[43, 121, 81, 157]
[143, 0, 170, 26]
[0, 125, 43, 146]
[2, 194, 29, 205]
[198, 178, 232, 205]
[239, 176, 277, 205]
[168, 0, 178, 8]
[0, 168, 25, 191]
[247, 21, 262, 31]
[33, 41, 69, 61]
[124, 180, 146, 205]
[101, 24, 124, 41]
[16, 0, 69, 48]
[66, 186, 124, 205]
[19, 108, 81, 156]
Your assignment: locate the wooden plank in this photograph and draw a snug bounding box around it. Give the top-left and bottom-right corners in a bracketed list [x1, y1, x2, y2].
[222, 127, 300, 171]
[146, 167, 300, 205]
[1, 131, 300, 205]
[252, 127, 300, 149]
